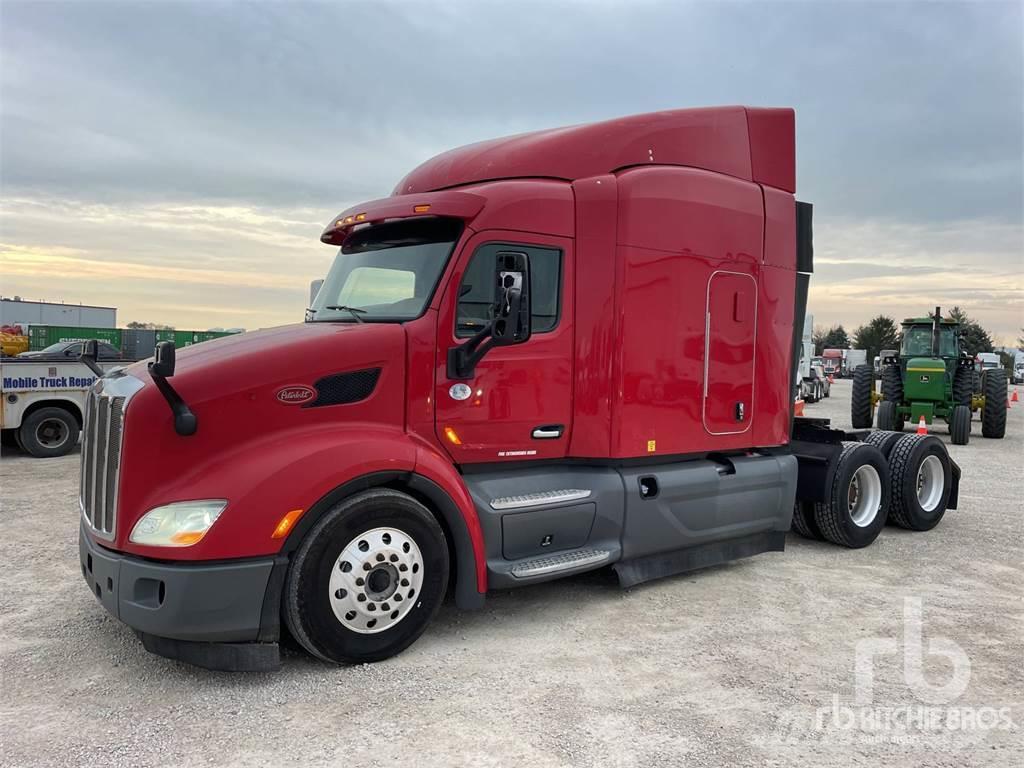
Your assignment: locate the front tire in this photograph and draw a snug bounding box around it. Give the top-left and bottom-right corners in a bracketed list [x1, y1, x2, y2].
[283, 489, 449, 664]
[876, 401, 904, 432]
[950, 404, 971, 445]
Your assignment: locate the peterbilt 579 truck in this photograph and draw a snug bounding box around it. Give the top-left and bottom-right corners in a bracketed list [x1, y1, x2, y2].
[78, 106, 961, 671]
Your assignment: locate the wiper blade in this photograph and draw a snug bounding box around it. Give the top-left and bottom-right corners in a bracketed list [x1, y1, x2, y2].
[325, 305, 367, 323]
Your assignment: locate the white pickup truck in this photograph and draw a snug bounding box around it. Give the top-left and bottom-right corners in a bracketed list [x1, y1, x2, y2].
[1, 356, 131, 457]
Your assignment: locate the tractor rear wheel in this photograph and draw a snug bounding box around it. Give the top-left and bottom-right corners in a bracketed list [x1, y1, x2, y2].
[881, 364, 903, 403]
[950, 404, 971, 445]
[851, 365, 875, 429]
[813, 441, 890, 548]
[953, 366, 972, 406]
[981, 369, 1007, 439]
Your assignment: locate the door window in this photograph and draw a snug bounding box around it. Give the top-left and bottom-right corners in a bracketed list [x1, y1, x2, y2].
[455, 244, 562, 337]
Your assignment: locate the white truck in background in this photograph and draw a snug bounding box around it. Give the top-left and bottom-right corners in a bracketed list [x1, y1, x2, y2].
[0, 357, 128, 457]
[844, 348, 867, 376]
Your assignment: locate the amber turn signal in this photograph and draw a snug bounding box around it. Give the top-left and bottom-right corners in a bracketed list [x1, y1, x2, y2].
[272, 508, 305, 539]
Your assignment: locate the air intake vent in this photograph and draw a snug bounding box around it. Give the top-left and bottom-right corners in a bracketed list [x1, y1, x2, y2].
[306, 368, 381, 408]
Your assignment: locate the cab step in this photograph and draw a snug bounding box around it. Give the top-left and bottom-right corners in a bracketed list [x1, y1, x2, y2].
[489, 489, 591, 510]
[510, 548, 610, 579]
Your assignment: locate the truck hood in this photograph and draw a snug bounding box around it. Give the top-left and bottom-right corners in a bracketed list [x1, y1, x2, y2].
[112, 321, 409, 555]
[125, 322, 399, 389]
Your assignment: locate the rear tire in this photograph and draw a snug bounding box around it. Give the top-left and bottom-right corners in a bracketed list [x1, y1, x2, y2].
[790, 500, 824, 540]
[851, 365, 875, 429]
[814, 441, 890, 548]
[18, 407, 79, 458]
[981, 369, 1007, 438]
[886, 434, 952, 531]
[950, 404, 971, 445]
[861, 429, 904, 458]
[881, 363, 903, 403]
[283, 489, 449, 665]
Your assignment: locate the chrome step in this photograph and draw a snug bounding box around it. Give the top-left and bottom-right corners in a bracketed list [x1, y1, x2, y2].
[489, 489, 592, 510]
[510, 548, 611, 579]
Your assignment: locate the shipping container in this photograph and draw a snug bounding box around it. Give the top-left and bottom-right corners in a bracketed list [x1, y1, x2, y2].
[27, 325, 239, 352]
[28, 325, 123, 351]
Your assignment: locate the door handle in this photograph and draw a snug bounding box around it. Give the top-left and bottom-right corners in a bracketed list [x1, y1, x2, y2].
[531, 425, 564, 439]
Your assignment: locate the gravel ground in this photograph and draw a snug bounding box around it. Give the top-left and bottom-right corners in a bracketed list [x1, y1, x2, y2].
[1, 380, 1021, 767]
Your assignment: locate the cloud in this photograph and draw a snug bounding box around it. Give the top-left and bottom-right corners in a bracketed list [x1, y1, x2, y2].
[1, 1, 1021, 338]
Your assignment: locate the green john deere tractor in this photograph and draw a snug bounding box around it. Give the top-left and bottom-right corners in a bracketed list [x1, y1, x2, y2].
[850, 307, 1007, 445]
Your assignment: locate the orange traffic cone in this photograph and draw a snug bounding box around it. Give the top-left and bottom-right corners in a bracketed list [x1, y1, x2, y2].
[1012, 389, 1019, 403]
[794, 399, 805, 417]
[916, 415, 928, 435]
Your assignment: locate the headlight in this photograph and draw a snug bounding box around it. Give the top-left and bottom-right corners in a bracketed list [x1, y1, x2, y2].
[129, 500, 227, 547]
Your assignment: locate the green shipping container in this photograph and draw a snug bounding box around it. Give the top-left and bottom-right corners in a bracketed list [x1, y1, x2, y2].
[28, 325, 123, 351]
[172, 329, 238, 348]
[27, 325, 239, 351]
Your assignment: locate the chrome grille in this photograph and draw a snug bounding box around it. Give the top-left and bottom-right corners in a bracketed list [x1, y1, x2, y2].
[80, 374, 142, 539]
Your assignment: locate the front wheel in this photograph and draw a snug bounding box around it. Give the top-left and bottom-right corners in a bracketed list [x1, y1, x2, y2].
[876, 401, 904, 432]
[950, 404, 971, 445]
[283, 489, 449, 664]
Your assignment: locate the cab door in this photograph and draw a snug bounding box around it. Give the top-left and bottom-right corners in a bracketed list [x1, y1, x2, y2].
[434, 230, 573, 464]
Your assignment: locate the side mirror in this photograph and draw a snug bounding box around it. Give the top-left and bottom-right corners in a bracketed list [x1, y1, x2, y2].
[490, 251, 531, 346]
[309, 279, 324, 307]
[151, 341, 176, 378]
[446, 251, 532, 379]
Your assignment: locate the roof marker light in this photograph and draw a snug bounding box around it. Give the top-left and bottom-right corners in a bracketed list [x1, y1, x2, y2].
[355, 213, 367, 221]
[413, 204, 431, 213]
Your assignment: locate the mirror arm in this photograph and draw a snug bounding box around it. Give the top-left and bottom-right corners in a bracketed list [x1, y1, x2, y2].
[77, 351, 105, 378]
[447, 322, 495, 380]
[148, 366, 198, 436]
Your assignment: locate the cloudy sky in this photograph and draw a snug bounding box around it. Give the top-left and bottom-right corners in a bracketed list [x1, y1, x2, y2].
[2, 0, 1022, 342]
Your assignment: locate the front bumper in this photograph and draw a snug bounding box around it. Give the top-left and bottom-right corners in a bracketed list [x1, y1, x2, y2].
[79, 522, 281, 671]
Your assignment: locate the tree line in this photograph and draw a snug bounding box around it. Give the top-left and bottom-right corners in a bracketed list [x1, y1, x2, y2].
[812, 307, 1017, 368]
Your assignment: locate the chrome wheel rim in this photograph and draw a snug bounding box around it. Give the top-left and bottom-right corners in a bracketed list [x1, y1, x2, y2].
[916, 455, 944, 512]
[35, 418, 69, 449]
[848, 464, 882, 527]
[329, 527, 424, 634]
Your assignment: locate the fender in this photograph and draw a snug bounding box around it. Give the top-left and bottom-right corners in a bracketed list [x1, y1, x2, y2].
[119, 424, 417, 559]
[4, 393, 83, 429]
[276, 438, 487, 609]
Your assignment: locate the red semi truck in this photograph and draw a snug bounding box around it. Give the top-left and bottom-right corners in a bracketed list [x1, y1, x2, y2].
[78, 107, 961, 670]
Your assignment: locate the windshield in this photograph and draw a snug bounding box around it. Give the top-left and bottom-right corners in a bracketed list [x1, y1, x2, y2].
[309, 217, 462, 322]
[38, 342, 73, 354]
[901, 326, 957, 357]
